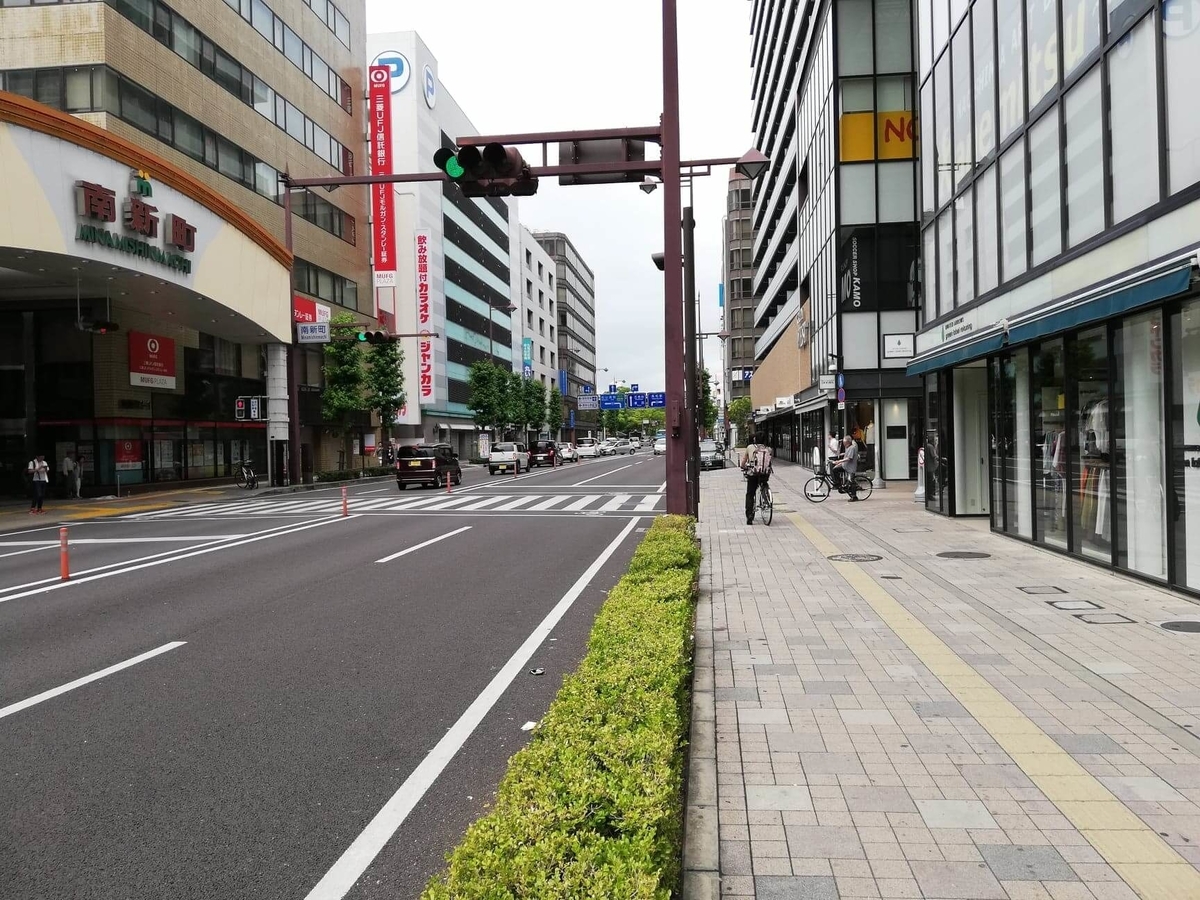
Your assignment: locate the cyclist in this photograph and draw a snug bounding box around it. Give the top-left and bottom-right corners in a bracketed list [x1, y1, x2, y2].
[740, 429, 773, 525]
[832, 435, 860, 501]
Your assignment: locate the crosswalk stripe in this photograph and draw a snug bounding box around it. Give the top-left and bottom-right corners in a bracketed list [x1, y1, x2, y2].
[563, 495, 601, 511]
[348, 498, 405, 510]
[528, 496, 571, 511]
[384, 495, 457, 511]
[419, 496, 481, 511]
[599, 494, 632, 512]
[634, 495, 662, 512]
[456, 495, 513, 511]
[492, 495, 542, 510]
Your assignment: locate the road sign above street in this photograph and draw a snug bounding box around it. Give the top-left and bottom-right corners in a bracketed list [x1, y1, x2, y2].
[599, 392, 623, 410]
[577, 395, 599, 410]
[607, 383, 617, 393]
[648, 391, 667, 408]
[582, 384, 593, 394]
[627, 392, 648, 408]
[630, 383, 640, 392]
[296, 322, 330, 344]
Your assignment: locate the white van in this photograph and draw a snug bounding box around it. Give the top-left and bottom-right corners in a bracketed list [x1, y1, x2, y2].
[576, 437, 599, 459]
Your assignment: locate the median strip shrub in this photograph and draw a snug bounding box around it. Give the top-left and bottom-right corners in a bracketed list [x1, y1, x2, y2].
[421, 514, 700, 900]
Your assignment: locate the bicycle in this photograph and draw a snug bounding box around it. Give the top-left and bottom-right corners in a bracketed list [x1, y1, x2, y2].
[743, 470, 774, 525]
[802, 467, 872, 503]
[236, 462, 258, 490]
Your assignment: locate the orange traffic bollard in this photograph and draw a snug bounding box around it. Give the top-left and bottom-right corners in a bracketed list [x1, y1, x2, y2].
[341, 485, 348, 517]
[59, 527, 69, 581]
[445, 468, 452, 493]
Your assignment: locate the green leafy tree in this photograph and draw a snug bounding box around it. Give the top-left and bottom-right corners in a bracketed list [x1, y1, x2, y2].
[365, 339, 405, 439]
[699, 368, 718, 437]
[501, 370, 525, 438]
[521, 378, 547, 441]
[546, 387, 563, 439]
[322, 313, 367, 463]
[467, 360, 504, 432]
[728, 397, 753, 441]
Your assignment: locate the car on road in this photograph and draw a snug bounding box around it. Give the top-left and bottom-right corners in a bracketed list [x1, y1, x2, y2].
[576, 438, 599, 458]
[529, 440, 560, 467]
[598, 438, 619, 456]
[699, 439, 726, 469]
[653, 438, 667, 455]
[630, 436, 642, 450]
[397, 443, 462, 489]
[558, 443, 579, 462]
[610, 439, 634, 455]
[488, 441, 528, 476]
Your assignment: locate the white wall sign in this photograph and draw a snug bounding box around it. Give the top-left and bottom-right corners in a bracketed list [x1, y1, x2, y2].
[370, 51, 411, 94]
[883, 333, 915, 359]
[818, 374, 836, 391]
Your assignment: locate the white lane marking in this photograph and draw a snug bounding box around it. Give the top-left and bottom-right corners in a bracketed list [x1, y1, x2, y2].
[455, 495, 513, 512]
[375, 526, 472, 564]
[419, 497, 482, 512]
[0, 519, 318, 597]
[491, 496, 542, 511]
[599, 494, 632, 512]
[305, 516, 641, 900]
[0, 641, 186, 720]
[656, 481, 667, 494]
[0, 546, 58, 560]
[527, 495, 571, 511]
[354, 487, 392, 495]
[343, 499, 405, 511]
[635, 495, 663, 512]
[384, 495, 457, 511]
[572, 465, 633, 487]
[0, 516, 355, 604]
[0, 536, 249, 546]
[563, 495, 601, 511]
[0, 524, 68, 537]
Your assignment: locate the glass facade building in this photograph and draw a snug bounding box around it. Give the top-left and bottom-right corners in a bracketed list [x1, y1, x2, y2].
[911, 0, 1200, 591]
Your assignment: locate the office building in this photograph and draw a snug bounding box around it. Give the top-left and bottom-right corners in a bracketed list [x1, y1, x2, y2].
[747, 0, 922, 480]
[907, 0, 1200, 593]
[366, 31, 523, 460]
[514, 225, 559, 396]
[0, 0, 369, 492]
[534, 231, 597, 439]
[723, 170, 761, 405]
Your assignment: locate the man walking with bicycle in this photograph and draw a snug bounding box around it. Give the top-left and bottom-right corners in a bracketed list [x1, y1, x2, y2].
[740, 429, 772, 525]
[832, 435, 860, 501]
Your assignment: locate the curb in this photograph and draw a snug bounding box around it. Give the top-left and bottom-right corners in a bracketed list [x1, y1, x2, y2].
[252, 474, 396, 496]
[682, 580, 719, 899]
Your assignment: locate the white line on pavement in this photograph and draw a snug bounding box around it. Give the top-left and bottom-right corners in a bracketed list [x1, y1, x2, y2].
[304, 515, 642, 900]
[657, 481, 667, 494]
[0, 546, 57, 560]
[599, 495, 632, 512]
[572, 465, 632, 487]
[355, 487, 392, 495]
[375, 526, 472, 563]
[0, 536, 249, 547]
[0, 641, 186, 720]
[0, 517, 355, 604]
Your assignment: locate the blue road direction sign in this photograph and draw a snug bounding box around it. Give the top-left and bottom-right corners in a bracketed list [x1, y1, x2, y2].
[630, 383, 640, 392]
[607, 383, 618, 393]
[836, 387, 846, 402]
[599, 392, 623, 410]
[628, 392, 648, 408]
[648, 391, 667, 408]
[569, 409, 576, 428]
[836, 372, 846, 389]
[582, 384, 593, 394]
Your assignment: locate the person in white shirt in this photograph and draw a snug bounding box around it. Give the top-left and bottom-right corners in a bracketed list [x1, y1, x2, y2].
[60, 452, 80, 499]
[27, 453, 49, 513]
[827, 432, 841, 469]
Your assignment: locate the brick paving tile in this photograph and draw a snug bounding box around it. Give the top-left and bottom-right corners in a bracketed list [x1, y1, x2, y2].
[683, 461, 1200, 899]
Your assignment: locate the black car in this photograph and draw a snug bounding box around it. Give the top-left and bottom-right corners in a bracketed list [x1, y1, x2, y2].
[396, 443, 462, 489]
[529, 440, 559, 467]
[699, 439, 726, 470]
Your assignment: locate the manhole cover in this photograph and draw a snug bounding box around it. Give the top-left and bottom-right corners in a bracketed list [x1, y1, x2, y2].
[828, 553, 883, 562]
[1161, 621, 1200, 633]
[937, 551, 991, 559]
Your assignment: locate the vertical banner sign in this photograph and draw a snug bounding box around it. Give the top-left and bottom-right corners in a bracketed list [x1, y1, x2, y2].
[369, 66, 396, 288]
[415, 230, 435, 406]
[128, 331, 177, 389]
[522, 338, 534, 378]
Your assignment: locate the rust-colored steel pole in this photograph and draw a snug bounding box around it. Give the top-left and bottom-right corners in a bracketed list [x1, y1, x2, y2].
[661, 0, 686, 516]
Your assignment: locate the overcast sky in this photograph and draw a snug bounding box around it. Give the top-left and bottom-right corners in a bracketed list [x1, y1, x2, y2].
[367, 0, 754, 397]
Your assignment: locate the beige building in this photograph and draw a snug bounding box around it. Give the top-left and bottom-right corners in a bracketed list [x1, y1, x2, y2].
[0, 0, 371, 490]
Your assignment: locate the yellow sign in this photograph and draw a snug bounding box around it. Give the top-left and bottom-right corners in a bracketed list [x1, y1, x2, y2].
[839, 111, 917, 162]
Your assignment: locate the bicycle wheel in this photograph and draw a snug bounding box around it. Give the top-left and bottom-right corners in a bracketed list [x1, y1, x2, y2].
[236, 468, 248, 489]
[759, 485, 774, 525]
[803, 476, 830, 503]
[853, 474, 873, 500]
[248, 472, 258, 489]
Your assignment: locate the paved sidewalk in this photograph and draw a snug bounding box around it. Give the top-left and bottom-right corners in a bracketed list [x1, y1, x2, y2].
[685, 461, 1200, 900]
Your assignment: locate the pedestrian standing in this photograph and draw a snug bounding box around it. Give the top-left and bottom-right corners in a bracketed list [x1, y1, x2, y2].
[60, 452, 78, 499]
[27, 453, 49, 514]
[827, 431, 840, 470]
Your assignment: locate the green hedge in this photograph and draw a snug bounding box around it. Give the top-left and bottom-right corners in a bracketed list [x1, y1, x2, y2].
[422, 515, 700, 900]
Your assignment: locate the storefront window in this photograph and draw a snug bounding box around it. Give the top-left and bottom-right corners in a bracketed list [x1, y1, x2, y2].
[1064, 65, 1104, 246]
[1171, 301, 1200, 590]
[1033, 340, 1068, 549]
[1114, 310, 1166, 579]
[1069, 326, 1111, 562]
[1108, 17, 1160, 223]
[1164, 0, 1200, 194]
[1029, 110, 1062, 266]
[1003, 350, 1033, 537]
[975, 165, 999, 293]
[991, 358, 1005, 525]
[926, 373, 951, 514]
[974, 0, 997, 159]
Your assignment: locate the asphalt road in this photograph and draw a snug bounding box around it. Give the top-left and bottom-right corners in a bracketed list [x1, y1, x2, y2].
[0, 451, 665, 900]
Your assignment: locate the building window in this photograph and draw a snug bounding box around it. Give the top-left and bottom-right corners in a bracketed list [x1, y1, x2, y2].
[1065, 65, 1104, 246]
[526, 279, 533, 298]
[838, 0, 874, 76]
[999, 141, 1027, 280]
[974, 0, 997, 159]
[1026, 0, 1058, 111]
[934, 54, 952, 205]
[537, 262, 543, 278]
[538, 290, 544, 308]
[539, 318, 545, 335]
[1033, 338, 1068, 549]
[1164, 0, 1200, 194]
[998, 0, 1025, 141]
[1108, 17, 1160, 223]
[550, 352, 555, 366]
[539, 346, 546, 363]
[1028, 110, 1062, 266]
[525, 249, 532, 268]
[937, 209, 953, 315]
[1068, 326, 1110, 562]
[952, 25, 972, 186]
[875, 0, 912, 72]
[841, 164, 876, 224]
[921, 79, 936, 220]
[954, 190, 974, 306]
[879, 162, 915, 222]
[922, 226, 938, 321]
[1063, 0, 1101, 79]
[527, 309, 534, 326]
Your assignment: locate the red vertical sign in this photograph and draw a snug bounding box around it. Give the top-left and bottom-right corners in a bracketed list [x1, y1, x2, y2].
[369, 66, 396, 288]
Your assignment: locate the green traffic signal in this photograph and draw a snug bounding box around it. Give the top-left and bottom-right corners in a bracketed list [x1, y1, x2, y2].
[355, 331, 368, 342]
[433, 147, 465, 181]
[445, 156, 464, 178]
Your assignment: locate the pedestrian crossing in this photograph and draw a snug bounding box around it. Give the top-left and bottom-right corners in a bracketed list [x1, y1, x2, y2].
[123, 492, 665, 520]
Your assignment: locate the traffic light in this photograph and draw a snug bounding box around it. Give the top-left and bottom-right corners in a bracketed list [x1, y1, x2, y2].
[433, 142, 538, 198]
[235, 397, 247, 420]
[356, 330, 399, 344]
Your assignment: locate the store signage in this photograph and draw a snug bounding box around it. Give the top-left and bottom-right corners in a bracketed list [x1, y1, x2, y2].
[883, 333, 915, 359]
[559, 369, 568, 394]
[115, 439, 143, 472]
[941, 314, 973, 342]
[415, 230, 435, 405]
[522, 337, 534, 378]
[75, 173, 196, 274]
[369, 66, 397, 288]
[819, 374, 836, 391]
[839, 112, 916, 162]
[296, 322, 331, 343]
[842, 233, 864, 308]
[775, 396, 793, 410]
[128, 331, 177, 389]
[370, 51, 411, 94]
[293, 295, 332, 324]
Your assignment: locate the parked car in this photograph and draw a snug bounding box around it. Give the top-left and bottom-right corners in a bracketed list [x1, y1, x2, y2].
[396, 444, 461, 489]
[598, 438, 619, 456]
[630, 436, 642, 450]
[529, 440, 559, 467]
[577, 438, 599, 458]
[699, 439, 725, 469]
[653, 438, 667, 456]
[610, 439, 634, 455]
[559, 443, 579, 462]
[488, 441, 527, 475]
